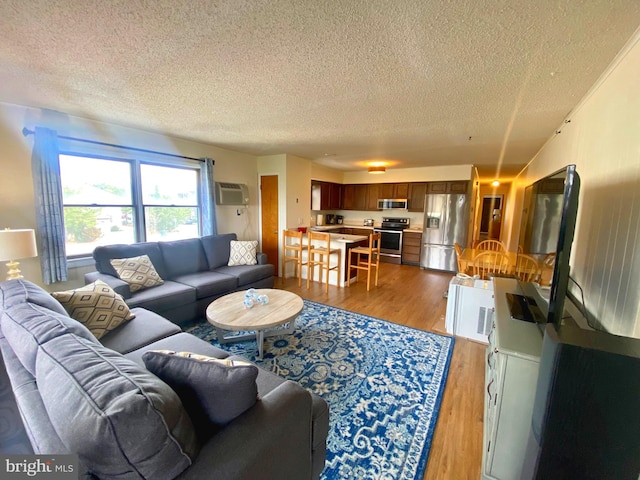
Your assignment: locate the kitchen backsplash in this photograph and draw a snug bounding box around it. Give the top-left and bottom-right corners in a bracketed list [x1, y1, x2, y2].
[310, 209, 424, 228]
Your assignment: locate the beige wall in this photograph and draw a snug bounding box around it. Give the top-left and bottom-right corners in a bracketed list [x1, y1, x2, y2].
[0, 102, 260, 290]
[516, 30, 640, 337]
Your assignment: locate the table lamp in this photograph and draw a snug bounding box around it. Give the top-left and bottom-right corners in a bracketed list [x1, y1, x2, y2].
[0, 228, 38, 280]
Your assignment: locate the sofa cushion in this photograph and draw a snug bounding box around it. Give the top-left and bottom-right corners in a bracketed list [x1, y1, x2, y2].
[227, 240, 258, 266]
[1, 305, 99, 377]
[0, 279, 68, 317]
[123, 332, 230, 366]
[99, 307, 181, 354]
[201, 233, 237, 270]
[51, 280, 135, 340]
[214, 264, 275, 287]
[124, 280, 196, 312]
[110, 254, 164, 292]
[142, 350, 259, 427]
[93, 242, 168, 279]
[159, 238, 209, 278]
[37, 335, 198, 479]
[171, 271, 238, 299]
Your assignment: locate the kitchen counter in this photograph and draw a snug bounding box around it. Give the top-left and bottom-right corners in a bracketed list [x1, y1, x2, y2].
[312, 224, 376, 231]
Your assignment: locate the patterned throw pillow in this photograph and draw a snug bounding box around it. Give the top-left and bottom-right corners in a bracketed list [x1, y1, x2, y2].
[142, 350, 259, 427]
[227, 240, 258, 266]
[110, 254, 164, 292]
[51, 280, 135, 339]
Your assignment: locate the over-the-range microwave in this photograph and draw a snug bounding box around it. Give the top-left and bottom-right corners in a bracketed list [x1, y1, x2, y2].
[377, 198, 408, 210]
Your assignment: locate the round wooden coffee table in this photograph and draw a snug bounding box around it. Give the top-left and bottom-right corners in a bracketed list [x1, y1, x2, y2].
[206, 289, 304, 358]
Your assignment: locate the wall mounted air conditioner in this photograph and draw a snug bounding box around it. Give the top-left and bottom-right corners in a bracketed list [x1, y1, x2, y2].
[215, 182, 249, 205]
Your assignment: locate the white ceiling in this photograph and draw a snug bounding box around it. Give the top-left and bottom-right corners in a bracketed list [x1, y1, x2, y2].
[1, 1, 639, 180]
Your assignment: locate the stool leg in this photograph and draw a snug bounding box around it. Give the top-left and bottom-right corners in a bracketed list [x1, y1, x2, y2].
[325, 253, 330, 293]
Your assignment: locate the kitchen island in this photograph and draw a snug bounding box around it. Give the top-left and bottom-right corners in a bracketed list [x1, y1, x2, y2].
[284, 231, 369, 287]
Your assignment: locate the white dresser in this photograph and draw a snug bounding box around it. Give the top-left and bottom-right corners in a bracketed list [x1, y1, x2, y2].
[482, 278, 543, 480]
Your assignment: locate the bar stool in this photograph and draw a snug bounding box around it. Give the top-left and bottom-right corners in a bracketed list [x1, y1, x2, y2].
[282, 229, 307, 286]
[307, 231, 341, 293]
[347, 233, 381, 291]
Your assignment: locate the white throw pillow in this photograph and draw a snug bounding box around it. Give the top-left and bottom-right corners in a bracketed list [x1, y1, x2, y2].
[228, 240, 258, 266]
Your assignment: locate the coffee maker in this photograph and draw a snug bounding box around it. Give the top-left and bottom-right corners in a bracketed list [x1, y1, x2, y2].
[337, 215, 344, 224]
[325, 214, 336, 224]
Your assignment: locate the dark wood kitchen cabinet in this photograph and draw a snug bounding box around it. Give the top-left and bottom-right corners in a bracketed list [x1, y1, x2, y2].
[342, 184, 368, 210]
[311, 181, 342, 210]
[408, 183, 427, 211]
[427, 181, 469, 194]
[402, 231, 422, 265]
[380, 183, 409, 199]
[366, 184, 381, 210]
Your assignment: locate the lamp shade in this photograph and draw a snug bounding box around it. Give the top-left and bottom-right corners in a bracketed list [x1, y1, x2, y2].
[0, 229, 38, 262]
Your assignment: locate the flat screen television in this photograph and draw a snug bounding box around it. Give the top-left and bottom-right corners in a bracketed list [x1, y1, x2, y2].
[515, 164, 580, 326]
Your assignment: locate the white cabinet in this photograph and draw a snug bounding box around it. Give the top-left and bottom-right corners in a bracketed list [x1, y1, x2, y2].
[482, 278, 543, 480]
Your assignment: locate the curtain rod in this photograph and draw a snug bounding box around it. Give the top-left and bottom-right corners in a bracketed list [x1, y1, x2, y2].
[22, 127, 211, 164]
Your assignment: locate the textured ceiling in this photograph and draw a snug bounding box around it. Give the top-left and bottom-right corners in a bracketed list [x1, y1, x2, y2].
[1, 1, 639, 180]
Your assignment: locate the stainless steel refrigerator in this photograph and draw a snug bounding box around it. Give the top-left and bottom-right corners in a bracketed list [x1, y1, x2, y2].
[420, 193, 469, 272]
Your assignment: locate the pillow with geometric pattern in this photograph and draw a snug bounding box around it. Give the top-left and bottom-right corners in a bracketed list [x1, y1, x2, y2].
[110, 254, 164, 292]
[227, 240, 258, 266]
[51, 280, 135, 339]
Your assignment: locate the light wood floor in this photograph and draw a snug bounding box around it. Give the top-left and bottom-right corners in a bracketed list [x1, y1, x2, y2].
[274, 262, 486, 480]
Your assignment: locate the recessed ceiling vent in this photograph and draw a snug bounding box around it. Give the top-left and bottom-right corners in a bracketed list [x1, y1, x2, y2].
[215, 182, 249, 205]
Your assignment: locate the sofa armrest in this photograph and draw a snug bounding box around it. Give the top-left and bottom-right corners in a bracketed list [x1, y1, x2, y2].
[257, 252, 268, 265]
[84, 272, 131, 299]
[178, 380, 315, 480]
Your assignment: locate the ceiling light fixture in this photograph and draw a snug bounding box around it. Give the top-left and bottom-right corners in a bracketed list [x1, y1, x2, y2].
[491, 180, 500, 187]
[368, 166, 386, 174]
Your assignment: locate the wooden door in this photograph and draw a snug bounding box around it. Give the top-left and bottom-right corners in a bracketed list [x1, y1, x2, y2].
[260, 175, 279, 275]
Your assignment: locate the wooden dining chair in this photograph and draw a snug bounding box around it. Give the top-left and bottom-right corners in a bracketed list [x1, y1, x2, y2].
[472, 250, 510, 280]
[514, 254, 542, 283]
[307, 231, 341, 293]
[347, 233, 381, 291]
[477, 239, 507, 252]
[282, 229, 307, 286]
[539, 252, 556, 286]
[454, 242, 471, 275]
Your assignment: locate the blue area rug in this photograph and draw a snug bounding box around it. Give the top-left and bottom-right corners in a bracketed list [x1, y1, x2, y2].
[186, 300, 454, 480]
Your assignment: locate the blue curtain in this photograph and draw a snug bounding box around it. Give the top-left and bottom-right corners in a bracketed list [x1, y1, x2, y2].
[31, 127, 67, 284]
[200, 157, 218, 236]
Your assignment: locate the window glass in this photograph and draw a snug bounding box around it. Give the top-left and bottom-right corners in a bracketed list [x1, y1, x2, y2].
[59, 155, 202, 257]
[60, 155, 135, 256]
[60, 155, 131, 204]
[145, 206, 199, 241]
[141, 164, 198, 206]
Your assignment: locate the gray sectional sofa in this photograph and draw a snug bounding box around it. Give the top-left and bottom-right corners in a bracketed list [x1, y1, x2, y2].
[0, 279, 329, 479]
[85, 233, 274, 326]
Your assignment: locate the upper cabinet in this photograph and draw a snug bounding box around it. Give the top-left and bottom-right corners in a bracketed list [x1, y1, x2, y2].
[311, 181, 342, 210]
[379, 183, 409, 199]
[408, 183, 427, 212]
[427, 181, 469, 194]
[342, 184, 368, 210]
[366, 184, 381, 210]
[316, 180, 468, 211]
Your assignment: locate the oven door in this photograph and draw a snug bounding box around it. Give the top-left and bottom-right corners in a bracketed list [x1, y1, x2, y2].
[374, 229, 403, 257]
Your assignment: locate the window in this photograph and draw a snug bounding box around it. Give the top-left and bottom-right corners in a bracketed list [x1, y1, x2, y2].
[60, 154, 201, 257]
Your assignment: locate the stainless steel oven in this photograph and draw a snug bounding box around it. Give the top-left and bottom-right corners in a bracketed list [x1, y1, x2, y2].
[374, 217, 410, 264]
